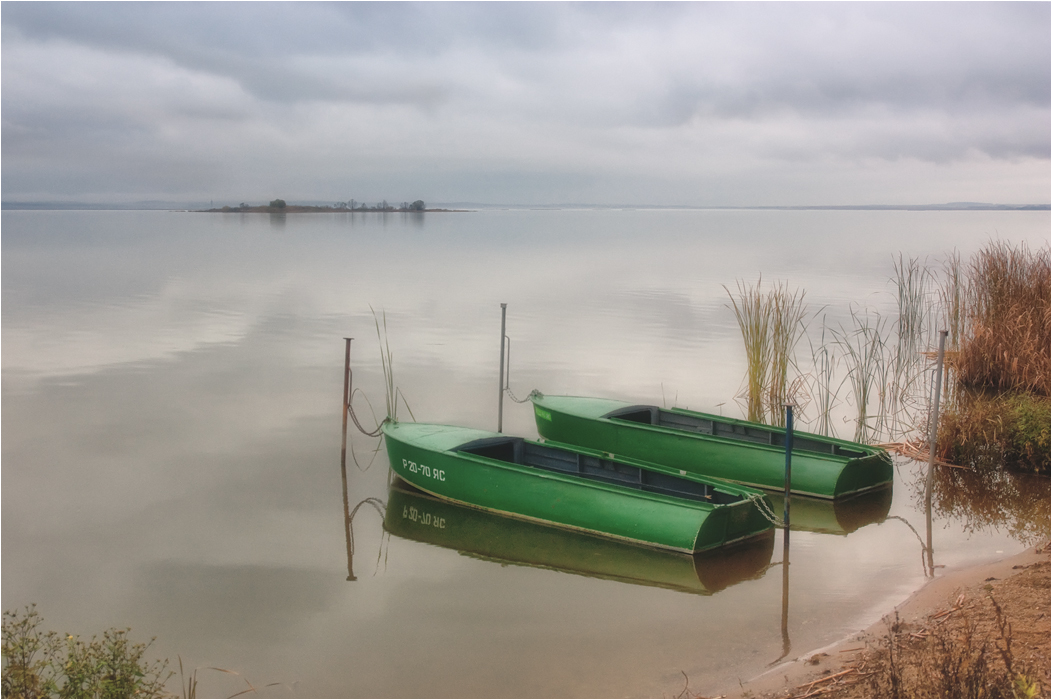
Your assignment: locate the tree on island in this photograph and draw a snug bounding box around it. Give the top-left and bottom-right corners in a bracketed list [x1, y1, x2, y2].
[269, 199, 286, 209]
[410, 200, 425, 211]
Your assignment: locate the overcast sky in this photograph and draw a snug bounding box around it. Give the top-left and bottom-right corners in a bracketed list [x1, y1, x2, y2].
[2, 2, 1049, 206]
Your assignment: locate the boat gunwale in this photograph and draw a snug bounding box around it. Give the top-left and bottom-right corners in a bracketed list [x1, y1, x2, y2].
[381, 421, 768, 508]
[599, 408, 884, 464]
[406, 427, 767, 511]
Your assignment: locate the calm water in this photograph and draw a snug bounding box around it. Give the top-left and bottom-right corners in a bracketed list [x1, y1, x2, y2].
[2, 208, 1048, 697]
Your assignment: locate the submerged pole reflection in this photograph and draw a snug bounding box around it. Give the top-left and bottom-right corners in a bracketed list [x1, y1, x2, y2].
[782, 405, 793, 660]
[781, 528, 791, 660]
[340, 336, 388, 580]
[341, 338, 354, 579]
[924, 330, 948, 577]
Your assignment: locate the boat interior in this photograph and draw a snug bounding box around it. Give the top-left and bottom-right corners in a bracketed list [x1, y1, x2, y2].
[456, 436, 746, 505]
[604, 405, 868, 459]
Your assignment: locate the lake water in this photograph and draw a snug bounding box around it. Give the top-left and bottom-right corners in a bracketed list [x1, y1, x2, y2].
[2, 208, 1048, 697]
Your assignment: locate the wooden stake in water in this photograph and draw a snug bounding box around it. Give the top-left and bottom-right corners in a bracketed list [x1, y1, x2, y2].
[342, 337, 352, 457]
[498, 303, 507, 433]
[924, 330, 948, 576]
[340, 337, 355, 581]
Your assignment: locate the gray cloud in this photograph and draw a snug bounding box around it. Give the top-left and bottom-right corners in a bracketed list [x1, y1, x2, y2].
[2, 2, 1048, 205]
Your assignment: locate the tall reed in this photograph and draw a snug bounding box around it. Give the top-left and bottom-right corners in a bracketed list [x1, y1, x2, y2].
[726, 279, 772, 423]
[371, 307, 415, 423]
[885, 254, 935, 438]
[725, 278, 807, 426]
[766, 283, 808, 426]
[834, 308, 889, 444]
[938, 249, 965, 353]
[805, 316, 841, 438]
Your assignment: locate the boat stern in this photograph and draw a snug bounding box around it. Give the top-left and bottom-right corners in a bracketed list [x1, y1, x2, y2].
[832, 449, 895, 498]
[693, 489, 776, 552]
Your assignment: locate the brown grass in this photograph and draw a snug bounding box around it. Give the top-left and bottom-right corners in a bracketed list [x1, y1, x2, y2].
[791, 560, 1051, 699]
[955, 241, 1050, 396]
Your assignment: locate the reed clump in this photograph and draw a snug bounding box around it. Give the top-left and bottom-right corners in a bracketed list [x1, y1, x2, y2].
[955, 241, 1050, 396]
[725, 278, 807, 427]
[938, 241, 1050, 472]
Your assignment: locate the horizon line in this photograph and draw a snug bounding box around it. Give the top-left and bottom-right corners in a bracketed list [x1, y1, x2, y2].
[3, 200, 1049, 212]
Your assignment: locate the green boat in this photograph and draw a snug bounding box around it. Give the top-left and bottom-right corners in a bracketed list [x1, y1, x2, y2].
[531, 394, 893, 500]
[381, 421, 775, 554]
[385, 482, 775, 595]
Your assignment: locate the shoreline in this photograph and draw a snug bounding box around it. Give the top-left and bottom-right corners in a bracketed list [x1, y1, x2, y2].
[726, 540, 1051, 698]
[196, 205, 469, 213]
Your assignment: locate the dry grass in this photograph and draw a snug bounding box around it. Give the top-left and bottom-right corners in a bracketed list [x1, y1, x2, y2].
[791, 566, 1050, 699]
[929, 241, 1051, 472]
[955, 241, 1050, 396]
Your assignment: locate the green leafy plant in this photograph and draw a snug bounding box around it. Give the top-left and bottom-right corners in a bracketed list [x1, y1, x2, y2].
[2, 605, 171, 698]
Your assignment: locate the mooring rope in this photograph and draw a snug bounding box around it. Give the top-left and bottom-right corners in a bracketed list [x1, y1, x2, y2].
[349, 405, 383, 437]
[505, 387, 541, 404]
[748, 493, 786, 528]
[347, 388, 384, 437]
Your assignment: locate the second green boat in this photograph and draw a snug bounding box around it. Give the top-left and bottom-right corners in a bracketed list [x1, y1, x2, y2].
[382, 421, 774, 554]
[531, 394, 893, 499]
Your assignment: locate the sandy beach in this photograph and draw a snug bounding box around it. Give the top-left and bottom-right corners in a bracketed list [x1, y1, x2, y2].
[727, 540, 1051, 698]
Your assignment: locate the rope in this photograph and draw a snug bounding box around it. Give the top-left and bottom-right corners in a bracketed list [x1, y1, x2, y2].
[505, 387, 541, 404]
[349, 405, 383, 437]
[749, 493, 786, 528]
[347, 388, 384, 437]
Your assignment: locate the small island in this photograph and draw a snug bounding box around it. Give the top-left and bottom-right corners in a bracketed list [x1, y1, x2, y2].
[200, 199, 466, 213]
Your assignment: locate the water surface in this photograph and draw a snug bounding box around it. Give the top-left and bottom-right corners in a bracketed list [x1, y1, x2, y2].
[3, 208, 1048, 697]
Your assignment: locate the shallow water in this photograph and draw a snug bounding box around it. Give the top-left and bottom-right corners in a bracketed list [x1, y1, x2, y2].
[2, 208, 1048, 697]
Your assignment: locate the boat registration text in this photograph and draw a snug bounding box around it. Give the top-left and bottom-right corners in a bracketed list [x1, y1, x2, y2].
[402, 458, 446, 482]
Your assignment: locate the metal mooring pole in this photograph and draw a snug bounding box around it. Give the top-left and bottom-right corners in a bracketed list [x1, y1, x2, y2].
[925, 330, 948, 575]
[783, 404, 794, 531]
[498, 303, 508, 433]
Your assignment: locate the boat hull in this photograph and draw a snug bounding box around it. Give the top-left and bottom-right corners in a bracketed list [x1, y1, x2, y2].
[531, 395, 893, 500]
[382, 421, 774, 553]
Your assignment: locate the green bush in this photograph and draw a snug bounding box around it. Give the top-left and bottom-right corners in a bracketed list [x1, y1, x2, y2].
[2, 606, 171, 698]
[939, 390, 1051, 473]
[268, 199, 286, 209]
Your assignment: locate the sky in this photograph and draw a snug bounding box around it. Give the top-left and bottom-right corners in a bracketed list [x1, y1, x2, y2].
[2, 2, 1049, 207]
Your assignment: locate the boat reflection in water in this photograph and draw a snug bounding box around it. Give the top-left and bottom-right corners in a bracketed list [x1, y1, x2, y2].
[384, 479, 775, 596]
[767, 484, 893, 536]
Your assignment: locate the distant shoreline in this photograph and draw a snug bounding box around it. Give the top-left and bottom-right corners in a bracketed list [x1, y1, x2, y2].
[2, 202, 1047, 212]
[195, 205, 470, 213]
